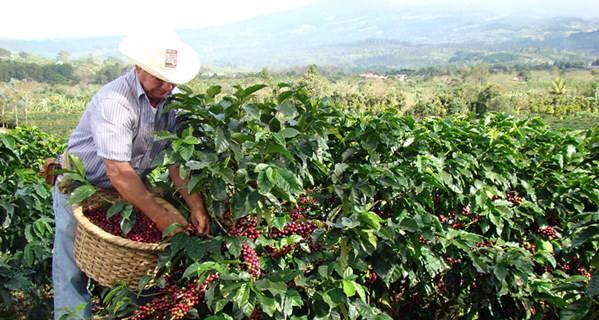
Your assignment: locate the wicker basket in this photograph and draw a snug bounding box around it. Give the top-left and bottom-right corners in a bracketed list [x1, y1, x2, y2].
[72, 197, 176, 290]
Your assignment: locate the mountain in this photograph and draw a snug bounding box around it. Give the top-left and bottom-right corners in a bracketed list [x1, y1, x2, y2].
[1, 0, 598, 71]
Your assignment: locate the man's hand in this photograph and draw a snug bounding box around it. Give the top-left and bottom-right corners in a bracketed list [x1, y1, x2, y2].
[169, 165, 211, 236]
[105, 159, 188, 235]
[154, 208, 189, 234]
[190, 206, 210, 235]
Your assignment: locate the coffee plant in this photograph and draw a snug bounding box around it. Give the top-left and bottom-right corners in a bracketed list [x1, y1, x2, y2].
[0, 126, 64, 319]
[85, 84, 596, 320]
[2, 84, 597, 320]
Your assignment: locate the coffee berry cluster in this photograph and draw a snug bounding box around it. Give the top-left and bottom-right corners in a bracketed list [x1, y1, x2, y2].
[132, 273, 220, 320]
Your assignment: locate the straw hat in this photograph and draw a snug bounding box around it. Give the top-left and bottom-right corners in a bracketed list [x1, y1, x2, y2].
[119, 30, 200, 85]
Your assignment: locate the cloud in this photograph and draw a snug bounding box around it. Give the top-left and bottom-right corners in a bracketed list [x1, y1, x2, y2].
[1, 0, 317, 40]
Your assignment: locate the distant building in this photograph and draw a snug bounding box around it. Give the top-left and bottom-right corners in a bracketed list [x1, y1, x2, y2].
[359, 72, 387, 80]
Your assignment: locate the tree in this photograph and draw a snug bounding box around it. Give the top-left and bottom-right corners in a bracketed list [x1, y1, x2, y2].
[471, 85, 500, 116]
[258, 68, 273, 83]
[56, 50, 71, 62]
[471, 63, 490, 85]
[550, 78, 567, 96]
[298, 64, 332, 97]
[516, 69, 531, 82]
[94, 57, 125, 84]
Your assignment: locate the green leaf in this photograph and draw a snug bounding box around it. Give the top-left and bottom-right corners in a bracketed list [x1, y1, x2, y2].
[180, 144, 194, 161]
[61, 172, 87, 183]
[68, 185, 96, 204]
[241, 84, 267, 100]
[276, 89, 293, 103]
[342, 280, 356, 297]
[23, 245, 34, 267]
[206, 85, 222, 98]
[592, 253, 599, 269]
[267, 144, 294, 161]
[183, 261, 221, 279]
[572, 225, 599, 247]
[227, 237, 244, 258]
[121, 204, 133, 220]
[186, 237, 216, 261]
[322, 288, 345, 309]
[186, 175, 202, 193]
[257, 170, 274, 195]
[205, 315, 234, 320]
[257, 294, 277, 317]
[161, 223, 183, 238]
[353, 282, 366, 302]
[339, 239, 349, 271]
[243, 104, 261, 120]
[272, 216, 288, 230]
[537, 239, 554, 253]
[587, 271, 599, 297]
[120, 214, 135, 235]
[182, 135, 199, 145]
[560, 297, 591, 320]
[107, 201, 126, 218]
[69, 154, 87, 177]
[402, 136, 415, 147]
[535, 251, 557, 268]
[215, 127, 230, 154]
[276, 103, 298, 120]
[286, 289, 303, 308]
[280, 128, 300, 138]
[343, 267, 353, 279]
[232, 283, 250, 312]
[255, 279, 287, 296]
[272, 132, 286, 147]
[358, 230, 378, 252]
[271, 167, 302, 197]
[358, 211, 382, 231]
[494, 263, 507, 283]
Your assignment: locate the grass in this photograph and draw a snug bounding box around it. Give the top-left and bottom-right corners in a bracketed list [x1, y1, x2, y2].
[6, 112, 82, 138]
[540, 112, 599, 131]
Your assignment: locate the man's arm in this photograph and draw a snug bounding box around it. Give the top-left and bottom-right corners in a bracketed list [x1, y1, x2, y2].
[104, 159, 187, 232]
[169, 165, 210, 235]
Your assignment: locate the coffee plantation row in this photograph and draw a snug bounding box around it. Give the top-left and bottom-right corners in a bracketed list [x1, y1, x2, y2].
[1, 83, 598, 319]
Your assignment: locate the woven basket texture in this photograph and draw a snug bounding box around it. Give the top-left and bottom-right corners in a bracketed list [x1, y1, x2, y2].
[72, 197, 175, 289]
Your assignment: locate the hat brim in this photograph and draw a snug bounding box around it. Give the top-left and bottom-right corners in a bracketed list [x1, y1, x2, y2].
[119, 34, 200, 85]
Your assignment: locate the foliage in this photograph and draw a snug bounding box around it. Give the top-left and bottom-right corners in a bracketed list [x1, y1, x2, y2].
[100, 84, 599, 320]
[298, 65, 333, 97]
[0, 126, 64, 318]
[93, 58, 126, 84]
[0, 60, 77, 84]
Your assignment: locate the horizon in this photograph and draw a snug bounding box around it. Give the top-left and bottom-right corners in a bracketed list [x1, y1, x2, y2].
[2, 0, 599, 41]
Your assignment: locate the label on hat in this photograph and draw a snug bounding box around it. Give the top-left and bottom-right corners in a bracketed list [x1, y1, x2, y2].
[164, 49, 178, 68]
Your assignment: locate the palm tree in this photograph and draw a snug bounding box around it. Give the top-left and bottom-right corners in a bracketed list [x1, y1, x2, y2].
[550, 77, 566, 96]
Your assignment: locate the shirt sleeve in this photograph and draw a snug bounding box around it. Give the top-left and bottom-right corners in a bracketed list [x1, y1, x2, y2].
[90, 98, 135, 161]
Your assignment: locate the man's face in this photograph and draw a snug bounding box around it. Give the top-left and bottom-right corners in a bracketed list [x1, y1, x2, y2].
[136, 67, 174, 102]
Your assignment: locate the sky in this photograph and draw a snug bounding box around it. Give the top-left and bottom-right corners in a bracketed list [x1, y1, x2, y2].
[2, 0, 598, 40]
[0, 0, 317, 40]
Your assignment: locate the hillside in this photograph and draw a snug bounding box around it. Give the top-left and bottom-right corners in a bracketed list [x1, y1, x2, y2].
[1, 1, 598, 71]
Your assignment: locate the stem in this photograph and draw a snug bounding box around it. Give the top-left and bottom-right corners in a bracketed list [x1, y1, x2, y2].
[214, 218, 230, 237]
[96, 193, 118, 205]
[339, 303, 350, 320]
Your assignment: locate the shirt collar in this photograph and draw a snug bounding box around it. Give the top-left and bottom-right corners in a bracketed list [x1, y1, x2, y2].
[130, 69, 147, 100]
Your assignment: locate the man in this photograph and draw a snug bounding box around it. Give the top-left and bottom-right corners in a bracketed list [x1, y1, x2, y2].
[52, 31, 209, 319]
